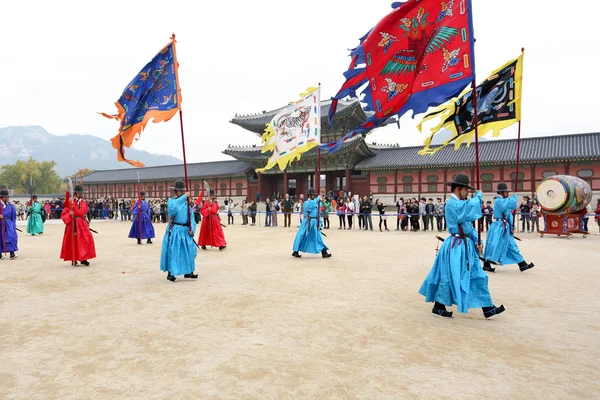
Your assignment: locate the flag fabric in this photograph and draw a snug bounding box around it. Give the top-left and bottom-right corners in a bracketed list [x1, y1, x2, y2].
[322, 0, 475, 153]
[100, 39, 181, 167]
[256, 87, 321, 173]
[418, 53, 523, 155]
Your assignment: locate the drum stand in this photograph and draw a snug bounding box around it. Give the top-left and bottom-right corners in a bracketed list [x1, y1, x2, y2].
[540, 209, 590, 239]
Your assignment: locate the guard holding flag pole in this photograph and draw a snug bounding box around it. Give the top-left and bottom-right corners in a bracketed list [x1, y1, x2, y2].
[160, 180, 198, 282]
[0, 188, 18, 260]
[482, 182, 535, 273]
[418, 174, 504, 319]
[292, 188, 331, 259]
[128, 191, 155, 245]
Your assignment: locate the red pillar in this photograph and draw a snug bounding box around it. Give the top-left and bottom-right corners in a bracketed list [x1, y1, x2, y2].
[394, 170, 398, 202]
[345, 166, 351, 195]
[257, 173, 262, 201]
[229, 177, 232, 197]
[418, 169, 422, 199]
[443, 168, 448, 201]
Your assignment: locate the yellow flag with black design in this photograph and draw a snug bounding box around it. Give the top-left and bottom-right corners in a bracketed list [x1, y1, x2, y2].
[418, 53, 523, 155]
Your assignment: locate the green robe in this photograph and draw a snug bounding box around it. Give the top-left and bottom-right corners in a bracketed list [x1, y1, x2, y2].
[27, 202, 44, 235]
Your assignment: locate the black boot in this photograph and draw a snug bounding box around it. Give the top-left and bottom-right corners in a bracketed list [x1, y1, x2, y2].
[432, 301, 453, 318]
[184, 273, 198, 279]
[219, 245, 226, 251]
[483, 304, 506, 319]
[292, 251, 301, 258]
[201, 246, 206, 250]
[167, 273, 176, 282]
[9, 252, 16, 260]
[321, 249, 331, 258]
[482, 261, 495, 273]
[137, 240, 142, 245]
[81, 260, 90, 266]
[518, 261, 534, 272]
[147, 239, 153, 244]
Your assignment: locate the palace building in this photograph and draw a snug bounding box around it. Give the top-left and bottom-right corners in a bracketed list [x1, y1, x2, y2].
[82, 99, 600, 201]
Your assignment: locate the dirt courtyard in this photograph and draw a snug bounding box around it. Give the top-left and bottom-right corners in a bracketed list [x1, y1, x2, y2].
[1, 219, 598, 399]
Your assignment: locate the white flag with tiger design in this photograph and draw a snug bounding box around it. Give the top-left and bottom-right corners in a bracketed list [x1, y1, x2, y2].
[257, 86, 321, 172]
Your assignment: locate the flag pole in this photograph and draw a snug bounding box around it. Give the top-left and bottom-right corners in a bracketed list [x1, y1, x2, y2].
[514, 47, 525, 195]
[137, 172, 142, 243]
[1, 201, 6, 255]
[316, 82, 321, 196]
[170, 34, 192, 229]
[471, 78, 482, 246]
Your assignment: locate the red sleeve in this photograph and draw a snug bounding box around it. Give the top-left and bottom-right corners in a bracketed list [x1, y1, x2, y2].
[200, 201, 210, 217]
[212, 201, 219, 214]
[74, 200, 88, 217]
[61, 206, 72, 225]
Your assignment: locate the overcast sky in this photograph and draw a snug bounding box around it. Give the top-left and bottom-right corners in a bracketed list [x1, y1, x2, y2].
[1, 0, 599, 163]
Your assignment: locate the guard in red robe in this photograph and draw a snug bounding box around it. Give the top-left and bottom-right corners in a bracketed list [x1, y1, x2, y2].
[61, 184, 96, 266]
[198, 190, 226, 250]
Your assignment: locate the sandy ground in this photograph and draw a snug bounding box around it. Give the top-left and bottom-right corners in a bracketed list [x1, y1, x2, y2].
[0, 217, 598, 399]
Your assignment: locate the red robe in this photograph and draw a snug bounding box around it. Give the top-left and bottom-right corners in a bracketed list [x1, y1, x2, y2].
[198, 200, 226, 247]
[60, 199, 96, 261]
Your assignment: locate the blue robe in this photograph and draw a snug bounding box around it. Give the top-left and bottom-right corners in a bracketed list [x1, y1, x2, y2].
[128, 200, 155, 240]
[483, 194, 525, 265]
[160, 195, 197, 276]
[0, 202, 18, 253]
[419, 192, 493, 313]
[292, 198, 328, 254]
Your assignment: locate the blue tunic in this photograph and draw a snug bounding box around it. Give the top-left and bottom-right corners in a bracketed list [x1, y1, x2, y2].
[160, 195, 197, 276]
[483, 194, 525, 265]
[128, 200, 156, 240]
[0, 202, 18, 252]
[419, 192, 493, 313]
[292, 198, 328, 254]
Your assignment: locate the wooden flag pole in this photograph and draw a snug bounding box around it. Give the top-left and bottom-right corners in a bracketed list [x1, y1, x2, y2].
[170, 34, 192, 230]
[137, 172, 142, 243]
[471, 79, 482, 246]
[316, 83, 321, 196]
[514, 47, 525, 195]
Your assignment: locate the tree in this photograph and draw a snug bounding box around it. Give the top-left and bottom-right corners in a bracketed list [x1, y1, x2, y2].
[68, 168, 95, 180]
[0, 158, 63, 194]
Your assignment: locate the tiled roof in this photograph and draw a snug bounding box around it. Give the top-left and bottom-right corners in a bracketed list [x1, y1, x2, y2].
[356, 132, 600, 170]
[230, 99, 397, 136]
[230, 99, 362, 133]
[223, 136, 375, 161]
[82, 160, 252, 183]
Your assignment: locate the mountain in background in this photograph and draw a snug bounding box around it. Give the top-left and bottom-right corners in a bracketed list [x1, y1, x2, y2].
[0, 126, 182, 177]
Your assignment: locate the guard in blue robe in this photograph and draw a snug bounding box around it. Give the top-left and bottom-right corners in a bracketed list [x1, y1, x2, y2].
[419, 174, 505, 319]
[128, 191, 156, 244]
[292, 188, 331, 258]
[0, 189, 18, 259]
[482, 182, 534, 273]
[160, 180, 198, 282]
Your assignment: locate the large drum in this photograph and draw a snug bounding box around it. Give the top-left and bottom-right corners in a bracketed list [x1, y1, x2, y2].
[536, 175, 591, 215]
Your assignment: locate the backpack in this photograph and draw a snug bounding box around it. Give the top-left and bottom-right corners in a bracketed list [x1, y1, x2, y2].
[275, 204, 280, 211]
[40, 207, 47, 223]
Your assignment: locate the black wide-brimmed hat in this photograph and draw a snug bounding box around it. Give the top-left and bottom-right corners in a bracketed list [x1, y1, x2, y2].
[0, 189, 9, 197]
[446, 173, 476, 190]
[74, 185, 86, 194]
[496, 182, 509, 193]
[209, 189, 215, 196]
[307, 188, 316, 195]
[140, 191, 146, 196]
[32, 194, 38, 199]
[170, 180, 186, 191]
